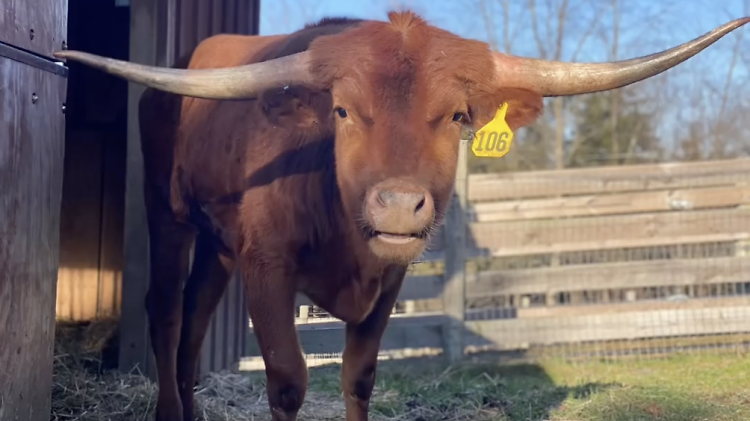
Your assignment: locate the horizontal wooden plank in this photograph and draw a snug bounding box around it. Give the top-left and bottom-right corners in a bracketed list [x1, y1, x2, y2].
[470, 256, 750, 297]
[469, 157, 750, 184]
[249, 297, 750, 357]
[468, 157, 750, 202]
[470, 185, 750, 223]
[398, 275, 444, 301]
[464, 297, 750, 349]
[515, 296, 750, 319]
[295, 254, 750, 306]
[246, 314, 448, 357]
[294, 274, 445, 308]
[469, 208, 750, 257]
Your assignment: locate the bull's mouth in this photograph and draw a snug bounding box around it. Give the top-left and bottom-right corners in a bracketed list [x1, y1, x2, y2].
[367, 229, 429, 245]
[362, 225, 432, 264]
[374, 231, 420, 244]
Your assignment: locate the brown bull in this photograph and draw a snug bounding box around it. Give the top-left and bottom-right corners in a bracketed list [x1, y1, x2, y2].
[56, 11, 748, 421]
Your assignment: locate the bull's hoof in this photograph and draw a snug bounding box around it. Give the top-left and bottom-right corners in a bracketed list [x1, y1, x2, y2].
[270, 406, 299, 421]
[155, 405, 184, 421]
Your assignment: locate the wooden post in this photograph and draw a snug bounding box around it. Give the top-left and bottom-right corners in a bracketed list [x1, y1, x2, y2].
[299, 305, 310, 322]
[0, 46, 68, 421]
[119, 0, 261, 378]
[197, 0, 260, 378]
[442, 138, 468, 362]
[118, 0, 169, 379]
[404, 300, 416, 314]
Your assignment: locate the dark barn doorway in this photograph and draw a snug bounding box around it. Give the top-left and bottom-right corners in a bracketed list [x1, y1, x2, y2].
[57, 0, 130, 323]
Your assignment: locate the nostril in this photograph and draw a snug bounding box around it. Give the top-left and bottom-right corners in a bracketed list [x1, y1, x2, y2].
[376, 191, 387, 208]
[414, 196, 425, 213]
[367, 189, 387, 211]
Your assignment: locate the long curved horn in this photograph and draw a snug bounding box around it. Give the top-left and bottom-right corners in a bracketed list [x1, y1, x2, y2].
[494, 17, 750, 97]
[53, 50, 318, 99]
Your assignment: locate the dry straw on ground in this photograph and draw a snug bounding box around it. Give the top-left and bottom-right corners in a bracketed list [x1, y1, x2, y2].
[51, 319, 512, 421]
[51, 319, 348, 421]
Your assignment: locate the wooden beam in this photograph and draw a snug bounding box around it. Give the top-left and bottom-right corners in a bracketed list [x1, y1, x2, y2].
[199, 0, 260, 377]
[119, 0, 162, 379]
[297, 254, 750, 305]
[120, 0, 263, 379]
[442, 139, 469, 362]
[468, 157, 750, 202]
[515, 296, 750, 318]
[249, 297, 750, 357]
[464, 297, 750, 348]
[294, 274, 445, 307]
[0, 52, 67, 421]
[470, 256, 750, 298]
[469, 208, 750, 257]
[246, 314, 448, 357]
[470, 185, 750, 223]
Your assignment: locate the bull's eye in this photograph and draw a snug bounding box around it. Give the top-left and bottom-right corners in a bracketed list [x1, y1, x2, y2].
[335, 107, 348, 118]
[452, 112, 464, 122]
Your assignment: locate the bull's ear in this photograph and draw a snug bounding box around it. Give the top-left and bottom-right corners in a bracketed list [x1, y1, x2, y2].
[469, 87, 543, 131]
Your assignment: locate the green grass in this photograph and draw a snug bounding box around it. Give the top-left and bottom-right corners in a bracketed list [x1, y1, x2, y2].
[300, 351, 750, 421]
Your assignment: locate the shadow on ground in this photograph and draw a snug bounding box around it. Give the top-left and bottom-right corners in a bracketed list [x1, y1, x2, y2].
[288, 351, 618, 421]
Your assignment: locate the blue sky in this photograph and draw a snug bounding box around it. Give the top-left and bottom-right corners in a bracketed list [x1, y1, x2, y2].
[258, 0, 749, 102]
[258, 0, 750, 156]
[258, 0, 747, 56]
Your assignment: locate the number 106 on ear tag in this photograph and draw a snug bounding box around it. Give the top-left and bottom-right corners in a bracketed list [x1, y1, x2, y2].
[471, 102, 514, 158]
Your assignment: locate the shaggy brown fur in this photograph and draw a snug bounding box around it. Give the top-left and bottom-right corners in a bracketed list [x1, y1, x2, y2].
[138, 11, 543, 421]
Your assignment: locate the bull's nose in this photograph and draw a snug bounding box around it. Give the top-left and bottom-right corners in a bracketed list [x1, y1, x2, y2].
[375, 189, 426, 213]
[364, 180, 435, 242]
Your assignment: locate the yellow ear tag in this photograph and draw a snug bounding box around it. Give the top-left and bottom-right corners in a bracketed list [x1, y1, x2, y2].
[471, 102, 514, 158]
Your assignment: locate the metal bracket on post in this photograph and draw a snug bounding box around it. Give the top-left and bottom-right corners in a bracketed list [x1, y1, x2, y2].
[0, 41, 68, 78]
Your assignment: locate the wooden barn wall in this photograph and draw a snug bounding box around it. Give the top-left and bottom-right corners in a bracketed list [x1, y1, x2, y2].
[0, 0, 68, 417]
[56, 0, 259, 322]
[118, 0, 260, 378]
[0, 0, 67, 58]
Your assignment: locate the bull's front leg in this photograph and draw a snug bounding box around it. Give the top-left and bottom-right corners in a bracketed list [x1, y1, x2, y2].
[341, 265, 407, 421]
[242, 249, 308, 421]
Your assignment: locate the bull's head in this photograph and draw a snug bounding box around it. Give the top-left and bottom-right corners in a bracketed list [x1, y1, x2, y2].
[56, 12, 748, 264]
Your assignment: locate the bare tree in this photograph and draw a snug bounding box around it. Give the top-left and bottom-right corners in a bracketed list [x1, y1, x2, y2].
[470, 0, 749, 168]
[710, 2, 747, 159]
[667, 1, 750, 161]
[608, 0, 620, 165]
[526, 0, 609, 169]
[477, 0, 523, 54]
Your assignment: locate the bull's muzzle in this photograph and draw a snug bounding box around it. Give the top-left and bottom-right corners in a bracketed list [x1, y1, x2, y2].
[363, 178, 434, 244]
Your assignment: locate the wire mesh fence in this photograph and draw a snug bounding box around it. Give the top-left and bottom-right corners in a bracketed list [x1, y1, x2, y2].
[458, 153, 750, 363]
[237, 147, 750, 372]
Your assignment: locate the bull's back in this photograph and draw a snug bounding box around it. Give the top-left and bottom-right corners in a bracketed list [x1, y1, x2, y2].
[137, 20, 363, 231]
[138, 18, 364, 190]
[136, 34, 288, 216]
[170, 25, 359, 202]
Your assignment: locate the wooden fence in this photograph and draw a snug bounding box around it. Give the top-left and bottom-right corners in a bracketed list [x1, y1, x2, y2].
[238, 156, 750, 370]
[67, 132, 750, 372]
